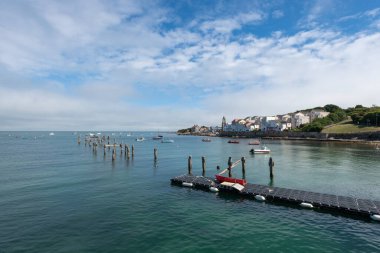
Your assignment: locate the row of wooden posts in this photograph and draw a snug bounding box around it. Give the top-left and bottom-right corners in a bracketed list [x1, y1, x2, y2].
[80, 136, 160, 162]
[187, 155, 274, 178]
[78, 136, 274, 177]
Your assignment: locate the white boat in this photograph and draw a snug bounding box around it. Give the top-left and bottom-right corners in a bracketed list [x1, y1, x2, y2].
[161, 138, 174, 143]
[49, 132, 55, 136]
[250, 146, 270, 154]
[126, 133, 132, 136]
[136, 137, 145, 142]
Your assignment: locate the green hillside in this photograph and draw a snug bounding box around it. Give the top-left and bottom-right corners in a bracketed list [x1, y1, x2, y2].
[322, 122, 380, 134]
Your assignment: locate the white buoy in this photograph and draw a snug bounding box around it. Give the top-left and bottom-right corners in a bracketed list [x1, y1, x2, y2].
[300, 202, 314, 208]
[209, 186, 219, 193]
[255, 195, 266, 201]
[182, 182, 193, 187]
[370, 214, 380, 221]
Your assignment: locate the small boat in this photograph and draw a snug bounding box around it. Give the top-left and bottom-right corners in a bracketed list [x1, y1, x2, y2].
[49, 132, 55, 136]
[202, 138, 211, 142]
[228, 140, 239, 144]
[250, 146, 270, 154]
[153, 135, 163, 140]
[248, 139, 260, 145]
[136, 137, 145, 142]
[126, 132, 132, 136]
[215, 174, 247, 185]
[161, 138, 174, 143]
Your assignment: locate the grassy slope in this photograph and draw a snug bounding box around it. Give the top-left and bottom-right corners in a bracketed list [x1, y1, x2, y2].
[322, 122, 380, 134]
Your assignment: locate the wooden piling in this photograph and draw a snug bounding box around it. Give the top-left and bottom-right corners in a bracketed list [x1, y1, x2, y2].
[269, 157, 274, 179]
[126, 145, 130, 158]
[188, 156, 192, 175]
[112, 148, 116, 161]
[104, 144, 106, 156]
[228, 157, 232, 177]
[154, 148, 158, 161]
[77, 136, 80, 145]
[241, 157, 246, 176]
[132, 145, 135, 157]
[202, 156, 206, 175]
[124, 144, 127, 156]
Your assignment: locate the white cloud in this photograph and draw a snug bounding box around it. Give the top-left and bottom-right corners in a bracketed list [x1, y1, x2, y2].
[365, 8, 380, 18]
[272, 10, 284, 19]
[0, 1, 380, 130]
[200, 11, 262, 34]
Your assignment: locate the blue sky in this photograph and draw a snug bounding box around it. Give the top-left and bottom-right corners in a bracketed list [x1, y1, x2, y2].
[0, 0, 380, 130]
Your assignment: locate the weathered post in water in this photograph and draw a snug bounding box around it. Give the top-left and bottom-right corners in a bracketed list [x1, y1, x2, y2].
[202, 156, 206, 176]
[132, 145, 135, 157]
[188, 156, 192, 175]
[104, 144, 106, 156]
[154, 148, 158, 161]
[269, 157, 274, 179]
[124, 144, 127, 156]
[241, 157, 246, 178]
[112, 148, 116, 161]
[77, 136, 80, 145]
[126, 145, 130, 159]
[228, 157, 232, 177]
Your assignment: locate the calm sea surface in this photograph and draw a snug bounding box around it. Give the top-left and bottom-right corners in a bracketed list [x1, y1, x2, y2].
[0, 131, 379, 252]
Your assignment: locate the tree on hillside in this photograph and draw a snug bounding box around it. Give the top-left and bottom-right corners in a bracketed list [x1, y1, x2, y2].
[324, 104, 342, 113]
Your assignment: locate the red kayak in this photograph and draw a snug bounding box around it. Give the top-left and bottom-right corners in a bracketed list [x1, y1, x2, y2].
[215, 174, 247, 185]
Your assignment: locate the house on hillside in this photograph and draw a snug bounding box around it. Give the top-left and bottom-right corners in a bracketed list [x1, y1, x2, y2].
[261, 116, 280, 131]
[224, 118, 250, 132]
[310, 110, 330, 122]
[291, 112, 310, 128]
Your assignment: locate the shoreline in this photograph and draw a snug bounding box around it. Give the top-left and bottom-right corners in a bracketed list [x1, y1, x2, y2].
[177, 132, 380, 145]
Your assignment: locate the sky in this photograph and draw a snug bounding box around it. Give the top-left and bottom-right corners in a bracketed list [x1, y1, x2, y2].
[1, 0, 380, 131]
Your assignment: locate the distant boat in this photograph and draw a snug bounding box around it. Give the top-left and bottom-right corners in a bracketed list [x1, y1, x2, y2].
[49, 132, 55, 136]
[202, 138, 211, 142]
[136, 137, 145, 142]
[153, 135, 163, 140]
[127, 132, 132, 136]
[250, 146, 270, 154]
[228, 140, 239, 144]
[161, 138, 174, 143]
[248, 139, 260, 145]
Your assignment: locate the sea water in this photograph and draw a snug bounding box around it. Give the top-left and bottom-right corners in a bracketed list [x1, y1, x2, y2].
[0, 132, 379, 252]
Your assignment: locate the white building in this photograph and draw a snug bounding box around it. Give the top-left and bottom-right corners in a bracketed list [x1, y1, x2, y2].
[291, 112, 310, 128]
[310, 110, 330, 122]
[224, 123, 249, 132]
[261, 116, 280, 131]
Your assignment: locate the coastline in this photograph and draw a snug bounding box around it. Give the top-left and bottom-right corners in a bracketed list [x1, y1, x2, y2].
[177, 131, 380, 145]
